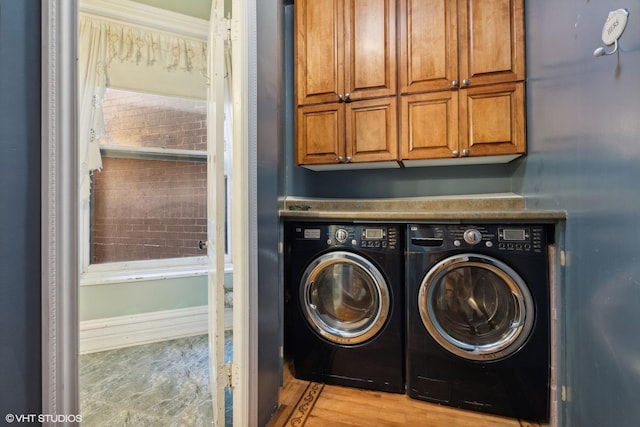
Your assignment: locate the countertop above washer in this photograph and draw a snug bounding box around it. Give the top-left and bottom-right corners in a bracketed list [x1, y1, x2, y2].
[279, 193, 566, 222]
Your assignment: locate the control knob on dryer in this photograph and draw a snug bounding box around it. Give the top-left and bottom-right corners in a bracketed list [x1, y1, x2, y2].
[463, 228, 482, 245]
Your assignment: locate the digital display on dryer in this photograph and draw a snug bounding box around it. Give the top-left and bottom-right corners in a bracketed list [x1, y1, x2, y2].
[363, 228, 384, 240]
[501, 228, 527, 241]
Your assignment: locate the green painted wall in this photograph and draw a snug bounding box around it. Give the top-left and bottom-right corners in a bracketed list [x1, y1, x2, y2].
[130, 0, 211, 20]
[128, 0, 232, 20]
[79, 272, 233, 321]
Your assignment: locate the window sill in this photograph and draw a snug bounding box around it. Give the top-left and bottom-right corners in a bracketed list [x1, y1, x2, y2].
[81, 258, 233, 286]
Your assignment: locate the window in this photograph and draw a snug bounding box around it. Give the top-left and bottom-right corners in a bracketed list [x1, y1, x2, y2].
[81, 86, 233, 284]
[83, 87, 233, 283]
[92, 88, 208, 264]
[77, 9, 232, 285]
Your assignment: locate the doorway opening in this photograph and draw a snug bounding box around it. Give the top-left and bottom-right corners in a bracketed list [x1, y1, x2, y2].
[76, 0, 233, 424]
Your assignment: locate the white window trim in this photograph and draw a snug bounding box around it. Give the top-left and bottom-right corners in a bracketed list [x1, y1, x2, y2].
[81, 256, 235, 286]
[82, 256, 208, 286]
[78, 0, 232, 286]
[99, 144, 208, 161]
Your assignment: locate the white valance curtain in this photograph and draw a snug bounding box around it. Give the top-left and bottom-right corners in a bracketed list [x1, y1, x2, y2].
[78, 14, 208, 202]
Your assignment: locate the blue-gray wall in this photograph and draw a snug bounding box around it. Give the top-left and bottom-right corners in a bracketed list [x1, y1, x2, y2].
[0, 0, 42, 418]
[515, 2, 640, 426]
[257, 0, 283, 424]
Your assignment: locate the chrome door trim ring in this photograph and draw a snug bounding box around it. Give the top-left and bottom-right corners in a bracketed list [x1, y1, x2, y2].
[300, 251, 390, 345]
[418, 253, 535, 361]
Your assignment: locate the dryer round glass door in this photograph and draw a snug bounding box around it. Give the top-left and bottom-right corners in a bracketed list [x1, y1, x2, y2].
[300, 251, 390, 345]
[418, 253, 535, 361]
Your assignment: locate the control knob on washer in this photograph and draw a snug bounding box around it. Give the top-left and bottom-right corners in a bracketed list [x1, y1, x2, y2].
[335, 228, 349, 243]
[463, 228, 482, 245]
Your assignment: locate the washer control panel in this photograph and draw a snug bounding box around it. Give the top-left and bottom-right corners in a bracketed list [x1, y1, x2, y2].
[296, 224, 399, 251]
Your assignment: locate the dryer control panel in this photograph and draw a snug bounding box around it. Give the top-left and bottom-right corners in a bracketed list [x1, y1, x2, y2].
[408, 224, 546, 254]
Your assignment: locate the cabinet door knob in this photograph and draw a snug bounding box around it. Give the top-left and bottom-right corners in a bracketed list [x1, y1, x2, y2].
[462, 79, 470, 86]
[346, 156, 352, 163]
[337, 156, 344, 162]
[451, 80, 459, 87]
[462, 149, 470, 156]
[338, 94, 344, 103]
[344, 93, 351, 103]
[452, 150, 460, 157]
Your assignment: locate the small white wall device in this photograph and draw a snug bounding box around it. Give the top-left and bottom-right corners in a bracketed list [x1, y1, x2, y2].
[593, 8, 629, 57]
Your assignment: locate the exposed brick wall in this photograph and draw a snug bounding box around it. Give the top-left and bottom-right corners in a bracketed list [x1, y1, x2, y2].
[91, 89, 208, 263]
[101, 88, 207, 151]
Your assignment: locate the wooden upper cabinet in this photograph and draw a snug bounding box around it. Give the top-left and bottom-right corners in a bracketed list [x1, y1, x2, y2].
[399, 0, 526, 164]
[295, 0, 398, 168]
[459, 0, 525, 86]
[346, 97, 398, 163]
[401, 91, 459, 160]
[296, 103, 344, 165]
[295, 0, 526, 168]
[399, 0, 524, 94]
[399, 0, 458, 94]
[297, 97, 398, 167]
[401, 82, 525, 163]
[459, 82, 525, 157]
[296, 0, 396, 106]
[295, 0, 343, 106]
[345, 0, 397, 101]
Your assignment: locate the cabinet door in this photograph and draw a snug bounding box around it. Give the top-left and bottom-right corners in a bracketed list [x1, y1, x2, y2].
[459, 82, 525, 156]
[400, 91, 459, 160]
[398, 0, 458, 94]
[459, 0, 525, 86]
[295, 0, 344, 106]
[344, 0, 397, 101]
[296, 103, 345, 165]
[346, 97, 398, 162]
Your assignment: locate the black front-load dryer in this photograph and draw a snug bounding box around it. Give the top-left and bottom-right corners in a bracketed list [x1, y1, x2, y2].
[284, 222, 404, 393]
[406, 223, 552, 422]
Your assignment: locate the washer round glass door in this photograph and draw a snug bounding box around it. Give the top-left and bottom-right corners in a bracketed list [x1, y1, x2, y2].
[300, 251, 390, 345]
[419, 253, 535, 361]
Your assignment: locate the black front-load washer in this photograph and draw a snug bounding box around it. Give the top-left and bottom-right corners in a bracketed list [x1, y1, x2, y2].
[284, 222, 404, 393]
[406, 223, 552, 421]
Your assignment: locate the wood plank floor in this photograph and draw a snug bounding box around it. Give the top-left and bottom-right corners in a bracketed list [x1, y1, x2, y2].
[267, 362, 548, 427]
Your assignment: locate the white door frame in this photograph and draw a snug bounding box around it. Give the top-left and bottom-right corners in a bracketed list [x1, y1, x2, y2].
[40, 1, 257, 425]
[207, 0, 253, 424]
[207, 0, 228, 423]
[227, 0, 256, 425]
[41, 1, 80, 421]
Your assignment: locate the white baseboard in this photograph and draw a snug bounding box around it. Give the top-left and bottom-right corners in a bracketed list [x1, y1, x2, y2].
[80, 305, 233, 354]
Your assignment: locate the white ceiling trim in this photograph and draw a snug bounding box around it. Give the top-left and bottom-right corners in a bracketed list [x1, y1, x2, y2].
[80, 0, 209, 40]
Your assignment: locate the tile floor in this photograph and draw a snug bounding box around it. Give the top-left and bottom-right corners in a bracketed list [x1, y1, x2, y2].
[80, 333, 232, 426]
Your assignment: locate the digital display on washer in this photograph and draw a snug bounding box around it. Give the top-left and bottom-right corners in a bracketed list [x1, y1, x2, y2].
[502, 228, 527, 241]
[363, 228, 384, 240]
[303, 229, 321, 239]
